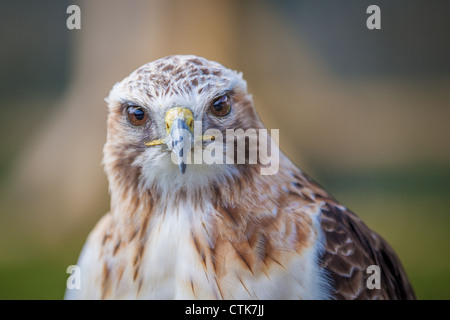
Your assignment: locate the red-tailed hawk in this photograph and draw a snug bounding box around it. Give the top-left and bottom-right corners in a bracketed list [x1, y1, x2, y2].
[65, 55, 415, 299]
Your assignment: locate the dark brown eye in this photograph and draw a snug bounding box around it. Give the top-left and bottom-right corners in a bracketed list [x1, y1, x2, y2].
[210, 95, 231, 117]
[126, 106, 148, 126]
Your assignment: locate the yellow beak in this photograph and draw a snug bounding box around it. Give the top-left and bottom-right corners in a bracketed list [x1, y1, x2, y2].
[144, 107, 215, 174]
[167, 107, 194, 173]
[145, 107, 194, 174]
[145, 107, 194, 147]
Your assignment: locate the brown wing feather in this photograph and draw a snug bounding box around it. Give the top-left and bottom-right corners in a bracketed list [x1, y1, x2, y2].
[319, 197, 416, 299]
[293, 171, 416, 299]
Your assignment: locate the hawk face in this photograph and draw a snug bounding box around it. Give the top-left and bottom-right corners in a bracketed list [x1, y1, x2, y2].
[103, 55, 263, 200]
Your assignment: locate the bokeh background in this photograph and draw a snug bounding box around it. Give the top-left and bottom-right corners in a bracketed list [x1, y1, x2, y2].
[1, 0, 449, 299]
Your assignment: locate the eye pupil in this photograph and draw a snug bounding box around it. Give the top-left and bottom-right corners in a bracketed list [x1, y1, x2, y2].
[213, 100, 224, 112]
[126, 106, 148, 126]
[134, 108, 145, 120]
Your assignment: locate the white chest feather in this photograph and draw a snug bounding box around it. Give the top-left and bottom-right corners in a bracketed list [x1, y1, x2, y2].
[66, 203, 331, 300]
[134, 206, 330, 299]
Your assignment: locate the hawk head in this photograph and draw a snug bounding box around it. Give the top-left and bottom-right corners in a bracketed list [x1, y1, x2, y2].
[103, 55, 273, 204]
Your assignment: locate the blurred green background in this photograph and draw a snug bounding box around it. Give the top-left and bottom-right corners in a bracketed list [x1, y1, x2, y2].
[1, 0, 449, 299]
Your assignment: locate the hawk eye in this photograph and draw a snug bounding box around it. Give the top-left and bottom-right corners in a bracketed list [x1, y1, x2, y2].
[126, 106, 148, 126]
[210, 95, 231, 117]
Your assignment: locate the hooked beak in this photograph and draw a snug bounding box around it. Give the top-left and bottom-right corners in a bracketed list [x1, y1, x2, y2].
[144, 107, 215, 174]
[147, 107, 194, 174]
[166, 107, 194, 174]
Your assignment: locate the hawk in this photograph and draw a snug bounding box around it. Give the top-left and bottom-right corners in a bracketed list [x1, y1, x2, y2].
[65, 55, 415, 299]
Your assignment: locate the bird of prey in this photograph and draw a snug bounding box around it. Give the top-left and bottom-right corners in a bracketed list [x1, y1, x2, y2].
[65, 55, 415, 300]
